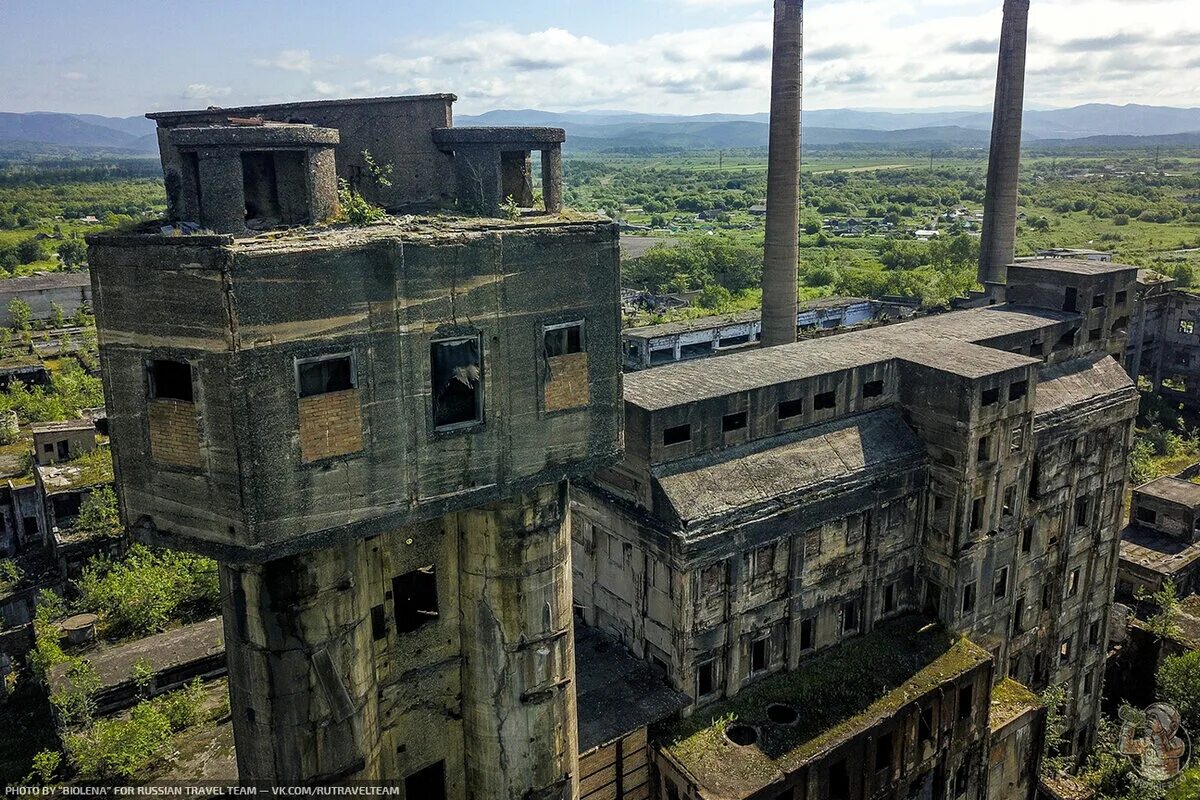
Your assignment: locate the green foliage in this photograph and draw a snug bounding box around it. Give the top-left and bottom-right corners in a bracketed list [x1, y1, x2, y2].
[361, 150, 393, 189]
[50, 659, 100, 726]
[26, 749, 60, 786]
[335, 178, 387, 226]
[626, 236, 762, 294]
[1139, 582, 1183, 641]
[71, 486, 122, 541]
[75, 544, 220, 639]
[152, 678, 205, 731]
[1076, 712, 1165, 800]
[1157, 649, 1200, 734]
[501, 194, 521, 221]
[65, 701, 173, 781]
[14, 239, 43, 265]
[7, 299, 31, 331]
[1040, 684, 1071, 773]
[48, 302, 65, 330]
[1129, 436, 1159, 485]
[0, 558, 22, 593]
[0, 359, 105, 424]
[56, 240, 87, 270]
[131, 658, 154, 697]
[28, 590, 69, 680]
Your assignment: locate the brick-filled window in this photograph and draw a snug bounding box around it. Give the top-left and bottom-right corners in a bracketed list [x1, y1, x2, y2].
[543, 321, 589, 412]
[544, 321, 583, 356]
[393, 566, 439, 633]
[431, 337, 483, 429]
[296, 353, 354, 398]
[148, 359, 194, 402]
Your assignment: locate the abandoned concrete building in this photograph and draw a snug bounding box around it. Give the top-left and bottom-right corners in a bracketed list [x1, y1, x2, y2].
[1117, 477, 1200, 600]
[573, 258, 1138, 799]
[89, 94, 623, 793]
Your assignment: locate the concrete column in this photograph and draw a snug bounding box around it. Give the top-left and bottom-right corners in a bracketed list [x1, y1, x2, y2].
[978, 0, 1031, 298]
[761, 0, 804, 348]
[501, 151, 535, 207]
[541, 146, 564, 214]
[220, 539, 382, 785]
[196, 151, 247, 234]
[457, 481, 579, 800]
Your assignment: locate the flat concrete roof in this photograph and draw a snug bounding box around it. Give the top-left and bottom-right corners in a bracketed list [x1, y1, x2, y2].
[1008, 259, 1138, 276]
[1136, 476, 1200, 509]
[146, 93, 458, 121]
[624, 298, 872, 341]
[32, 419, 95, 434]
[1034, 354, 1137, 418]
[1120, 526, 1200, 575]
[625, 305, 1057, 411]
[574, 624, 690, 753]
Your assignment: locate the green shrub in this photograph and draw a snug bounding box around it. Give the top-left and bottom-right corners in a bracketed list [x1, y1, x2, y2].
[151, 679, 206, 731]
[71, 487, 121, 541]
[1158, 649, 1200, 734]
[336, 179, 386, 226]
[66, 701, 173, 781]
[26, 749, 60, 785]
[0, 558, 22, 592]
[50, 660, 100, 726]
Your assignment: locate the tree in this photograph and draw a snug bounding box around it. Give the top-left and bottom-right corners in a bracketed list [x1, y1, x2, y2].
[57, 239, 87, 269]
[1158, 649, 1200, 734]
[15, 238, 44, 265]
[49, 302, 65, 330]
[8, 298, 32, 331]
[1140, 582, 1182, 641]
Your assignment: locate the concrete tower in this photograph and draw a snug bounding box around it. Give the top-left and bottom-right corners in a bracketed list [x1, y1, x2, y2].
[978, 0, 1032, 300]
[89, 96, 623, 796]
[761, 0, 804, 348]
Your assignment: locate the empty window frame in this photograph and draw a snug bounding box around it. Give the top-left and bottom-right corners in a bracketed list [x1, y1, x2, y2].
[544, 321, 584, 357]
[970, 497, 985, 531]
[994, 567, 1010, 600]
[297, 353, 355, 398]
[841, 600, 860, 634]
[1135, 506, 1157, 525]
[862, 380, 885, 399]
[778, 397, 804, 420]
[1009, 381, 1028, 402]
[829, 760, 850, 800]
[1013, 597, 1026, 634]
[749, 544, 775, 580]
[393, 566, 439, 633]
[722, 411, 748, 434]
[697, 659, 717, 697]
[1067, 568, 1081, 597]
[1003, 485, 1017, 518]
[883, 582, 897, 614]
[813, 390, 837, 411]
[1092, 293, 1107, 309]
[981, 387, 1000, 407]
[1116, 290, 1128, 305]
[977, 436, 991, 464]
[875, 731, 893, 772]
[958, 684, 974, 721]
[1089, 620, 1101, 646]
[1063, 287, 1078, 313]
[431, 338, 483, 429]
[800, 616, 816, 651]
[663, 423, 692, 446]
[962, 582, 977, 614]
[1021, 523, 1035, 554]
[1089, 327, 1102, 343]
[1060, 637, 1073, 664]
[918, 706, 935, 743]
[148, 359, 195, 402]
[1010, 426, 1025, 453]
[750, 637, 769, 674]
[1075, 496, 1091, 527]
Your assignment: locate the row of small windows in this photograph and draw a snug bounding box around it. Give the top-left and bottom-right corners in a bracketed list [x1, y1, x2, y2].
[660, 379, 887, 447]
[1063, 287, 1128, 313]
[980, 380, 1027, 408]
[143, 321, 586, 432]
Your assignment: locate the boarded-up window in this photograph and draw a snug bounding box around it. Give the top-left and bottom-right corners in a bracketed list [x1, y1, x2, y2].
[543, 322, 589, 412]
[432, 337, 482, 429]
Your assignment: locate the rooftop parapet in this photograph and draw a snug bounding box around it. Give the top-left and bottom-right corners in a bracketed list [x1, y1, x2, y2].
[433, 126, 566, 217]
[166, 123, 340, 234]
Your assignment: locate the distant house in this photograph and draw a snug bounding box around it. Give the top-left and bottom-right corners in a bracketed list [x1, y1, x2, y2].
[748, 203, 768, 216]
[914, 229, 939, 240]
[0, 272, 92, 327]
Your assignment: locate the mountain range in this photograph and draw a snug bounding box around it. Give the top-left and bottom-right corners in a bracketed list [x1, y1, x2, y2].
[1, 103, 1197, 156]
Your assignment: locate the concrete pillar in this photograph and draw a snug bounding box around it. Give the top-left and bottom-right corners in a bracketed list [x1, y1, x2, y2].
[501, 151, 535, 208]
[457, 482, 579, 800]
[978, 0, 1031, 298]
[220, 539, 382, 785]
[196, 151, 247, 235]
[761, 0, 804, 348]
[542, 146, 564, 214]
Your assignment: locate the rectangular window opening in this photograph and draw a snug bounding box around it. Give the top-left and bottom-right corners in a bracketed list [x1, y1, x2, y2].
[919, 706, 934, 743]
[1063, 287, 1078, 313]
[297, 354, 355, 399]
[393, 566, 439, 634]
[1092, 293, 1107, 309]
[778, 397, 804, 420]
[751, 637, 769, 674]
[962, 582, 977, 614]
[981, 388, 1000, 407]
[875, 731, 893, 772]
[842, 600, 859, 634]
[971, 497, 985, 531]
[994, 567, 1009, 600]
[1009, 381, 1028, 402]
[977, 436, 991, 464]
[371, 604, 387, 640]
[829, 760, 850, 800]
[698, 660, 716, 697]
[663, 423, 692, 446]
[800, 617, 815, 651]
[814, 390, 836, 411]
[862, 380, 885, 399]
[544, 322, 584, 357]
[432, 338, 483, 429]
[148, 359, 194, 402]
[883, 582, 896, 614]
[958, 684, 974, 721]
[722, 412, 748, 434]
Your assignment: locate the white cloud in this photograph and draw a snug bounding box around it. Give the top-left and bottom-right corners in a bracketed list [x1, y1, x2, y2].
[253, 49, 316, 74]
[183, 83, 232, 101]
[61, 72, 86, 81]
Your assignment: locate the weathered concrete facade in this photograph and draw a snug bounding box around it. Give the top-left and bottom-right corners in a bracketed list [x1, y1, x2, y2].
[574, 259, 1139, 798]
[91, 95, 623, 795]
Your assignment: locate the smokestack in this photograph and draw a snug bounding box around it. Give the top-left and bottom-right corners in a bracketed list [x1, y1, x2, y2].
[761, 0, 803, 348]
[978, 0, 1031, 301]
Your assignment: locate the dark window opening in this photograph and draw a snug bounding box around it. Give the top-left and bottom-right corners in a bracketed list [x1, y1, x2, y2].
[297, 354, 354, 398]
[875, 731, 893, 771]
[371, 604, 387, 640]
[800, 617, 815, 651]
[1003, 485, 1017, 517]
[923, 580, 941, 616]
[393, 566, 439, 633]
[981, 388, 1000, 407]
[1068, 569, 1081, 597]
[432, 338, 483, 429]
[1060, 637, 1072, 664]
[1042, 583, 1053, 610]
[1029, 460, 1041, 500]
[962, 582, 977, 614]
[751, 637, 769, 674]
[1013, 597, 1025, 634]
[650, 348, 675, 366]
[829, 760, 850, 800]
[42, 443, 53, 454]
[1075, 497, 1090, 527]
[680, 341, 714, 360]
[883, 583, 896, 614]
[698, 660, 716, 696]
[405, 761, 446, 800]
[148, 359, 194, 402]
[1055, 328, 1078, 352]
[1092, 293, 1107, 309]
[1112, 316, 1129, 333]
[722, 412, 748, 434]
[842, 600, 859, 634]
[1089, 327, 1102, 343]
[1089, 620, 1101, 646]
[544, 323, 583, 357]
[1084, 671, 1094, 696]
[1116, 290, 1128, 305]
[1136, 506, 1157, 525]
[778, 397, 804, 420]
[971, 497, 985, 531]
[1009, 381, 1028, 401]
[718, 334, 751, 348]
[1063, 287, 1078, 313]
[56, 440, 69, 460]
[977, 436, 991, 463]
[954, 764, 969, 797]
[1021, 523, 1034, 554]
[53, 493, 83, 521]
[814, 390, 836, 411]
[994, 567, 1009, 600]
[863, 380, 884, 399]
[919, 706, 934, 743]
[663, 424, 692, 446]
[958, 684, 974, 721]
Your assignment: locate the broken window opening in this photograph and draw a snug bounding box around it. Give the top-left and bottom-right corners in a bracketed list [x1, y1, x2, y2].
[680, 341, 714, 360]
[813, 390, 836, 411]
[1021, 523, 1034, 554]
[750, 637, 769, 674]
[718, 334, 751, 349]
[1089, 620, 1101, 646]
[1136, 506, 1157, 525]
[862, 380, 885, 399]
[841, 600, 859, 634]
[1067, 568, 1081, 597]
[1075, 497, 1090, 527]
[829, 760, 850, 800]
[875, 731, 893, 772]
[1092, 293, 1107, 309]
[1089, 327, 1102, 343]
[1013, 597, 1025, 634]
[148, 359, 195, 402]
[977, 436, 991, 464]
[981, 388, 1000, 407]
[962, 582, 977, 615]
[994, 567, 1009, 600]
[544, 322, 584, 357]
[1009, 381, 1028, 402]
[1054, 328, 1079, 352]
[697, 659, 717, 697]
[722, 412, 748, 434]
[1116, 290, 1128, 305]
[1063, 287, 1078, 313]
[1003, 486, 1017, 518]
[970, 497, 985, 531]
[297, 353, 355, 399]
[1060, 637, 1072, 664]
[958, 684, 974, 721]
[650, 347, 675, 366]
[56, 440, 69, 460]
[918, 706, 934, 744]
[800, 617, 815, 651]
[778, 397, 804, 420]
[393, 566, 439, 634]
[432, 337, 483, 429]
[371, 605, 387, 641]
[1010, 426, 1024, 453]
[663, 424, 692, 447]
[883, 582, 896, 614]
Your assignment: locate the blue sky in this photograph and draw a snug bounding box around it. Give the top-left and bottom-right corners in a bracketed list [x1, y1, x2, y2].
[1, 0, 1196, 116]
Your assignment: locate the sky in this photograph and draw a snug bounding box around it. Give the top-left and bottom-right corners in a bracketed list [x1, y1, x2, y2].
[0, 0, 1196, 118]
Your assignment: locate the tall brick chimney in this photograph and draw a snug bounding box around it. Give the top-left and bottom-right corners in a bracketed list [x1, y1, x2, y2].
[978, 0, 1031, 301]
[761, 0, 804, 347]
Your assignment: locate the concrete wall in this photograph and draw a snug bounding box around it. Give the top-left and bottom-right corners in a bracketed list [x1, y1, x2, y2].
[0, 274, 91, 327]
